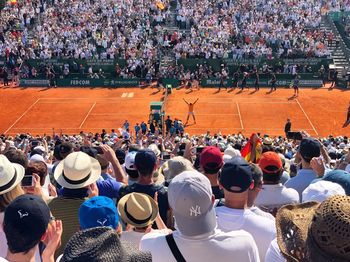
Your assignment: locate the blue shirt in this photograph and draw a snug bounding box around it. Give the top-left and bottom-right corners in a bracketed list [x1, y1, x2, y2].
[96, 179, 122, 199]
[285, 168, 317, 201]
[170, 126, 176, 135]
[135, 125, 141, 134]
[141, 123, 147, 131]
[59, 177, 122, 200]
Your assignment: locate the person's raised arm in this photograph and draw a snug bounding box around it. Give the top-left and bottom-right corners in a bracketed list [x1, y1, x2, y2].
[100, 144, 128, 185]
[153, 192, 170, 231]
[41, 219, 63, 262]
[318, 140, 330, 165]
[193, 98, 199, 105]
[183, 98, 189, 105]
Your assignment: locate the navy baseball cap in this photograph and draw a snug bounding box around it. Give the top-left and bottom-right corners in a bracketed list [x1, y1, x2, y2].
[135, 149, 157, 174]
[220, 156, 253, 193]
[79, 196, 119, 229]
[299, 138, 320, 162]
[4, 194, 51, 252]
[115, 149, 126, 165]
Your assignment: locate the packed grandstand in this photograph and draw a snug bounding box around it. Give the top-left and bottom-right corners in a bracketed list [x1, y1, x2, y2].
[1, 0, 350, 262]
[1, 0, 350, 85]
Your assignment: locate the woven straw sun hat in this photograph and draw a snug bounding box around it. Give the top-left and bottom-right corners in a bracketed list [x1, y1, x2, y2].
[60, 226, 152, 262]
[118, 192, 158, 228]
[276, 195, 350, 262]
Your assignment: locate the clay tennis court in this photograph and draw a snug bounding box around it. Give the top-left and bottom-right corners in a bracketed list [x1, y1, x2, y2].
[0, 86, 349, 137]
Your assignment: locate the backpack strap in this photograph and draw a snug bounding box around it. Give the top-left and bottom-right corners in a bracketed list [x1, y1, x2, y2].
[165, 233, 186, 262]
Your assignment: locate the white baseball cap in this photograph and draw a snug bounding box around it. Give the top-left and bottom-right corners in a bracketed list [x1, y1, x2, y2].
[302, 180, 346, 203]
[125, 151, 137, 170]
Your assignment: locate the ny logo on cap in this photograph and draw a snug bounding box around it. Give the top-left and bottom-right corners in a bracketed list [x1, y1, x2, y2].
[97, 218, 107, 226]
[18, 210, 29, 219]
[190, 205, 201, 217]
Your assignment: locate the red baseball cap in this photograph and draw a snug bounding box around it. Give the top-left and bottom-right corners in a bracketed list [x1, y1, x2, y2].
[258, 151, 283, 174]
[200, 146, 223, 170]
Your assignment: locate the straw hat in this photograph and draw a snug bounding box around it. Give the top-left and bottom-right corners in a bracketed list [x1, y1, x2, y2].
[118, 193, 158, 228]
[0, 155, 24, 195]
[161, 156, 194, 181]
[54, 152, 101, 189]
[60, 227, 152, 262]
[276, 195, 350, 262]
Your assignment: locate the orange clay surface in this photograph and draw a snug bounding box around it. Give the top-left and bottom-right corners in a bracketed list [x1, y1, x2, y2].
[0, 86, 349, 137]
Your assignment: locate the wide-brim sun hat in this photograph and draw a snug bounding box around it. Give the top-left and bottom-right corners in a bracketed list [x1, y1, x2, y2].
[276, 195, 350, 262]
[54, 151, 101, 189]
[118, 192, 158, 228]
[60, 226, 152, 262]
[161, 156, 194, 181]
[0, 155, 24, 195]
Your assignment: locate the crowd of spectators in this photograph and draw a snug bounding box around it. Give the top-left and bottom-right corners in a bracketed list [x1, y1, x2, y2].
[2, 0, 349, 83]
[0, 121, 350, 261]
[174, 0, 334, 60]
[0, 0, 172, 79]
[1, 0, 350, 75]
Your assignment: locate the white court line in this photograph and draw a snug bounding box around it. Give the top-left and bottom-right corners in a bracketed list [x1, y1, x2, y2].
[90, 112, 239, 116]
[238, 102, 293, 104]
[236, 102, 244, 130]
[12, 127, 112, 130]
[176, 101, 294, 104]
[89, 113, 150, 116]
[243, 128, 314, 131]
[185, 127, 315, 131]
[179, 97, 289, 101]
[10, 127, 315, 131]
[38, 102, 93, 104]
[4, 99, 41, 134]
[79, 103, 96, 128]
[128, 92, 134, 98]
[121, 93, 127, 98]
[185, 127, 244, 130]
[38, 97, 151, 100]
[296, 99, 318, 136]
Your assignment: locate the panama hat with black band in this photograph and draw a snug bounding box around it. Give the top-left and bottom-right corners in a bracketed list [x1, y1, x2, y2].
[118, 192, 158, 228]
[0, 155, 24, 195]
[54, 152, 101, 189]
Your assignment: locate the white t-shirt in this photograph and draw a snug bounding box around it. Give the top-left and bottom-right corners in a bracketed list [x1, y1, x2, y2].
[265, 238, 286, 262]
[249, 206, 275, 221]
[140, 228, 260, 262]
[255, 184, 299, 209]
[120, 231, 145, 248]
[216, 206, 276, 262]
[0, 257, 9, 262]
[0, 213, 7, 258]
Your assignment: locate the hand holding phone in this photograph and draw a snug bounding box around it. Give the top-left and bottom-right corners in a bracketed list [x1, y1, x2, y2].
[21, 175, 34, 187]
[287, 131, 303, 140]
[162, 153, 171, 160]
[92, 146, 104, 154]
